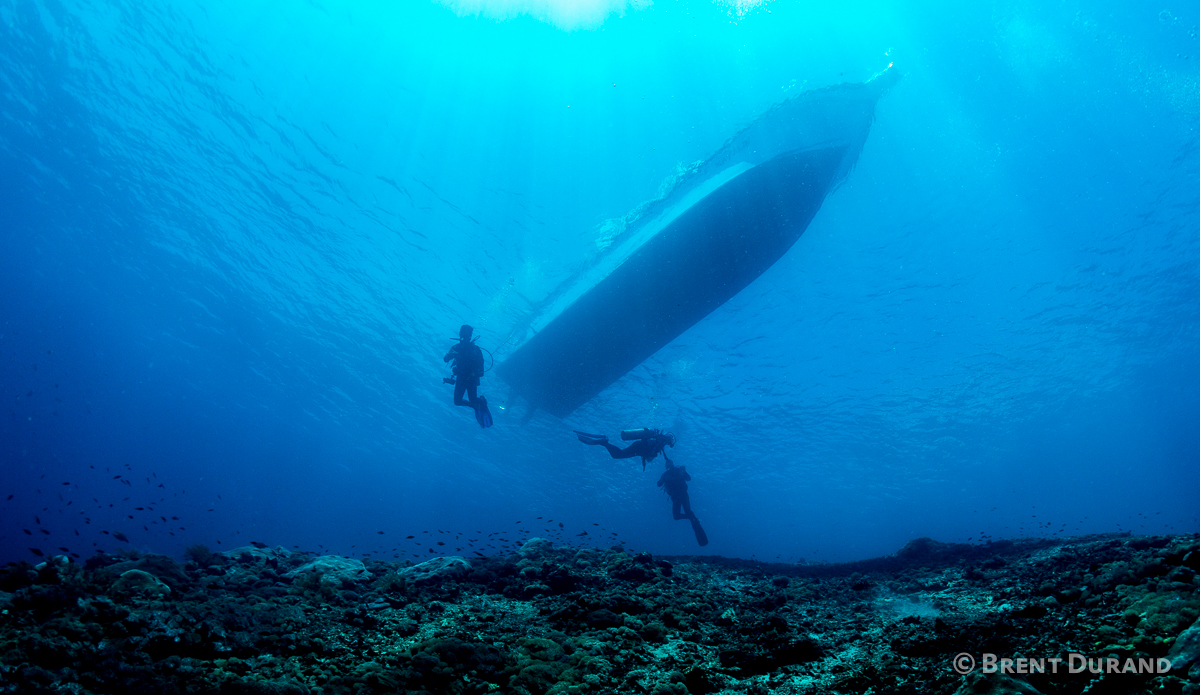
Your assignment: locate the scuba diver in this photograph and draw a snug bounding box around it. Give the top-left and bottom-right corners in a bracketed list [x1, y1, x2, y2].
[657, 460, 708, 547]
[573, 428, 675, 471]
[443, 324, 492, 428]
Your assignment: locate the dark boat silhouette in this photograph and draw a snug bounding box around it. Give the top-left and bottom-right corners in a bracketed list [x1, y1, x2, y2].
[497, 67, 901, 418]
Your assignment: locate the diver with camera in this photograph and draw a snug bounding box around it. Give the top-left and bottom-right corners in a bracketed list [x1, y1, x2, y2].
[573, 427, 675, 470]
[443, 324, 492, 428]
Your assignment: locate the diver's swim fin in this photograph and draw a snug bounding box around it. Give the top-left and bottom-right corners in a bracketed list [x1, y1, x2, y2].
[690, 517, 709, 547]
[475, 397, 493, 428]
[573, 431, 608, 445]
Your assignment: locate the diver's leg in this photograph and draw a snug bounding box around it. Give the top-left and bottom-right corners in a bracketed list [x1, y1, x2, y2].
[672, 498, 688, 520]
[454, 380, 478, 412]
[687, 498, 707, 546]
[602, 440, 644, 459]
[679, 492, 696, 521]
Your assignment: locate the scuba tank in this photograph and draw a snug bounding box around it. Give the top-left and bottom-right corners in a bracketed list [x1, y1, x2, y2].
[621, 428, 656, 441]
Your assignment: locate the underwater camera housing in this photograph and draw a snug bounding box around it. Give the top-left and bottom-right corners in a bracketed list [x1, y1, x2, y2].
[443, 377, 456, 385]
[620, 428, 655, 441]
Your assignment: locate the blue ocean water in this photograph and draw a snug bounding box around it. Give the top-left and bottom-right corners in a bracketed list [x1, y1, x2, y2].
[2, 0, 1198, 566]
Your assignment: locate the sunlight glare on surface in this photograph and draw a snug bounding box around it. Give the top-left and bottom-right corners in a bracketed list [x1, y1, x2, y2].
[433, 0, 653, 30]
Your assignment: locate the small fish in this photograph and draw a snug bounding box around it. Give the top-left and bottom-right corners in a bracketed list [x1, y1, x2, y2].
[22, 529, 31, 535]
[377, 531, 384, 535]
[112, 532, 129, 543]
[250, 541, 268, 549]
[57, 546, 69, 552]
[406, 535, 414, 539]
[29, 548, 44, 557]
[38, 529, 50, 535]
[5, 495, 11, 501]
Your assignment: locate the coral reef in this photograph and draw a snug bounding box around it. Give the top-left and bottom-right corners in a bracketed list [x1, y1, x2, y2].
[0, 533, 1197, 694]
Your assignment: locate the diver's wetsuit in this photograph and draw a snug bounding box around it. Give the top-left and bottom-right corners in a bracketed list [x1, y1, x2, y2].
[576, 430, 674, 470]
[658, 463, 708, 546]
[598, 435, 673, 466]
[444, 339, 485, 414]
[657, 465, 695, 521]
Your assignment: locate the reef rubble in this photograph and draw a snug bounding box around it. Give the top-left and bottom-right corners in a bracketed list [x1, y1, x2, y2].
[1, 533, 1198, 694]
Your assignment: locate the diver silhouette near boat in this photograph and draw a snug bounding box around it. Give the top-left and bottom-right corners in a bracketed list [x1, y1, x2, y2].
[573, 427, 675, 471]
[442, 324, 492, 428]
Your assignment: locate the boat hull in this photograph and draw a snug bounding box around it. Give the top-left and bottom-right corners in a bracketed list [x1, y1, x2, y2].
[496, 69, 899, 417]
[498, 146, 848, 418]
